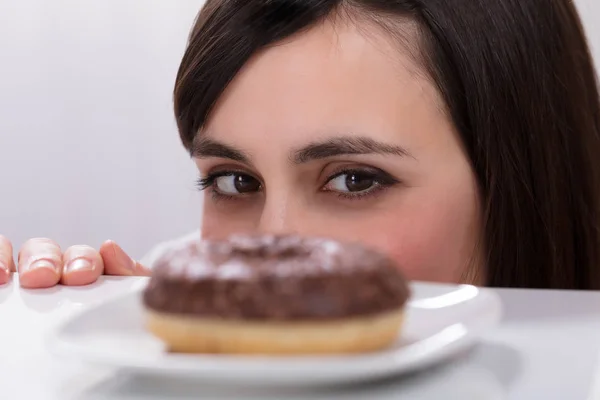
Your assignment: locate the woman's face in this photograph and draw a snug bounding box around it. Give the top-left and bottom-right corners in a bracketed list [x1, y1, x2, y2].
[194, 18, 481, 284]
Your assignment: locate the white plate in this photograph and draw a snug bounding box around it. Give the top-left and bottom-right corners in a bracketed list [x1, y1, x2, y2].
[46, 282, 502, 386]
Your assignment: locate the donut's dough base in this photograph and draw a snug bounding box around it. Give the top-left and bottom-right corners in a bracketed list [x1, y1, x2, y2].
[145, 309, 404, 354]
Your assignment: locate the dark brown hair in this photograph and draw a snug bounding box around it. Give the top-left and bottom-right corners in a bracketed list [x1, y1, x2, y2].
[173, 0, 600, 289]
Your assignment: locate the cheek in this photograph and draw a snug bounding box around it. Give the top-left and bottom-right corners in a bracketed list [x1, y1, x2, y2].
[200, 201, 259, 240]
[368, 214, 471, 283]
[322, 189, 480, 284]
[370, 193, 480, 283]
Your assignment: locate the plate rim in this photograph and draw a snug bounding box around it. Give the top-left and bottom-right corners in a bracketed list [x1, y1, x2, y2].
[45, 281, 503, 384]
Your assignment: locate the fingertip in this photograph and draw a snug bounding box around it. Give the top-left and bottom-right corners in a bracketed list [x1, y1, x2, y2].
[61, 245, 104, 286]
[0, 264, 10, 285]
[17, 239, 62, 289]
[99, 240, 117, 264]
[19, 267, 61, 289]
[60, 267, 101, 286]
[100, 239, 115, 248]
[100, 241, 134, 276]
[0, 235, 14, 273]
[99, 240, 118, 260]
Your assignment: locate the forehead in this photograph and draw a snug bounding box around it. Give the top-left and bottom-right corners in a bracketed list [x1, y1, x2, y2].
[204, 16, 443, 148]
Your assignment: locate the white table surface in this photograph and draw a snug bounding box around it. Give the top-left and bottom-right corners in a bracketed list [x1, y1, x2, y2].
[2, 275, 600, 399]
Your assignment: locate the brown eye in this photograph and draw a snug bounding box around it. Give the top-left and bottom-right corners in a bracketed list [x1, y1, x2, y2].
[233, 174, 261, 193]
[325, 172, 377, 193]
[215, 174, 261, 194]
[344, 173, 375, 192]
[321, 167, 401, 200]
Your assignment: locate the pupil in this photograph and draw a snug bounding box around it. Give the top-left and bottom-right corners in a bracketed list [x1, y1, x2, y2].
[345, 173, 374, 192]
[234, 174, 260, 193]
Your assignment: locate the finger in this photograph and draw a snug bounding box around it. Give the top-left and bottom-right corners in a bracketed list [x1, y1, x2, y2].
[18, 238, 62, 289]
[100, 240, 151, 277]
[61, 245, 104, 286]
[0, 235, 15, 285]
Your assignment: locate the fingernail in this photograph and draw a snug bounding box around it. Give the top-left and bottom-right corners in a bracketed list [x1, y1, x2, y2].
[26, 259, 57, 273]
[64, 258, 93, 274]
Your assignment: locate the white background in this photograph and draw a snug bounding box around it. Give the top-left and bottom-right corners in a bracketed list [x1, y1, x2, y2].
[0, 0, 598, 259]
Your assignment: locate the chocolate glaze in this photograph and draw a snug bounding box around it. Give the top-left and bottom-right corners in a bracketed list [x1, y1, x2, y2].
[142, 235, 410, 321]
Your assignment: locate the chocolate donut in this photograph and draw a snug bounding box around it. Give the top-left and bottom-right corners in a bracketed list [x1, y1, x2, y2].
[142, 235, 410, 354]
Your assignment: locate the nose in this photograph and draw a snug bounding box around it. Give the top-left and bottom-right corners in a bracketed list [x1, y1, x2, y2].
[257, 193, 305, 236]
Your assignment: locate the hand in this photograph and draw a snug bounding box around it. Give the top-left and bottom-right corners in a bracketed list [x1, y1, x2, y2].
[0, 235, 16, 285]
[0, 236, 150, 288]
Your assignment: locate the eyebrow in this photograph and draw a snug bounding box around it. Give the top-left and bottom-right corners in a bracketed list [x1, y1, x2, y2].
[191, 135, 413, 164]
[191, 137, 250, 163]
[292, 136, 413, 164]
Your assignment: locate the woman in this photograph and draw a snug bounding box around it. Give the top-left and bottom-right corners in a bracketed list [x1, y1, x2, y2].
[1, 0, 599, 289]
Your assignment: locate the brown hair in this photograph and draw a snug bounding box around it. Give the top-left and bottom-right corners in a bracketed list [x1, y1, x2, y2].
[173, 0, 600, 289]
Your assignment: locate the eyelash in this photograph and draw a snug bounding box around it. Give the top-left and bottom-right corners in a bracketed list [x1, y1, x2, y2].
[196, 171, 250, 203]
[196, 168, 400, 202]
